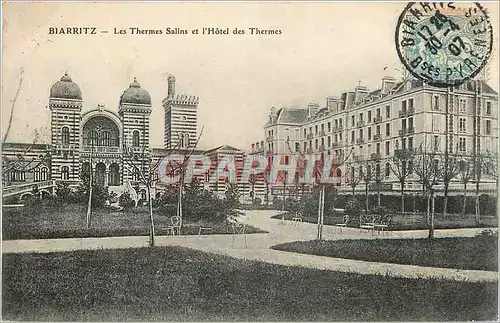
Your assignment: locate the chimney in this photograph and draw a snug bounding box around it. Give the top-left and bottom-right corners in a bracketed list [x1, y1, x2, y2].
[167, 75, 176, 98]
[354, 85, 369, 103]
[341, 92, 355, 109]
[326, 96, 339, 111]
[381, 76, 396, 95]
[307, 102, 320, 118]
[269, 106, 278, 123]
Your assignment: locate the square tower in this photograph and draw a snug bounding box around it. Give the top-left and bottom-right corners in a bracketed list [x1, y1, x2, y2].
[163, 75, 199, 149]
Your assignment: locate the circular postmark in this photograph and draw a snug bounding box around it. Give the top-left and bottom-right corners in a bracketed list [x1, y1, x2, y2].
[395, 2, 493, 87]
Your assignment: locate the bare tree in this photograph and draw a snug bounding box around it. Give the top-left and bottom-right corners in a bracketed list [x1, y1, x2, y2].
[439, 145, 461, 216]
[345, 160, 361, 196]
[122, 128, 203, 247]
[371, 158, 384, 208]
[2, 68, 24, 146]
[389, 147, 414, 214]
[457, 153, 474, 216]
[360, 157, 375, 213]
[413, 144, 440, 238]
[1, 68, 51, 188]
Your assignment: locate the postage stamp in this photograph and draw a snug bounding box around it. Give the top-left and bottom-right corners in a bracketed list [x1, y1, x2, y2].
[395, 2, 493, 87]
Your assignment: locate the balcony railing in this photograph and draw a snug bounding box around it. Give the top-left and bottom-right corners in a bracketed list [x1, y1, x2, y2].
[371, 153, 381, 160]
[319, 130, 326, 136]
[399, 106, 415, 118]
[306, 133, 314, 139]
[356, 137, 365, 144]
[373, 133, 381, 141]
[398, 127, 415, 136]
[373, 116, 382, 123]
[306, 147, 313, 154]
[332, 125, 343, 132]
[82, 146, 121, 153]
[356, 120, 365, 128]
[394, 148, 415, 158]
[266, 136, 274, 142]
[332, 141, 340, 148]
[319, 145, 325, 151]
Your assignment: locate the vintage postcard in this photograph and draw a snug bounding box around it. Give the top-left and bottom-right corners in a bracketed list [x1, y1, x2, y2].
[1, 1, 498, 321]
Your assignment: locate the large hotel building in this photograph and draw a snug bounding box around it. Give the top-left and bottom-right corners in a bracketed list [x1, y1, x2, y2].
[251, 76, 498, 200]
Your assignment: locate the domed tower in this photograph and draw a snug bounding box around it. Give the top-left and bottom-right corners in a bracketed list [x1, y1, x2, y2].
[162, 75, 199, 149]
[49, 72, 83, 182]
[118, 78, 152, 183]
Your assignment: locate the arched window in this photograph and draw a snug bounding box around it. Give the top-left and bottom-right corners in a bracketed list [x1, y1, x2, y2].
[61, 127, 70, 145]
[61, 166, 70, 180]
[34, 168, 41, 182]
[88, 130, 99, 146]
[109, 163, 120, 186]
[178, 133, 185, 148]
[184, 133, 190, 148]
[40, 167, 49, 181]
[101, 131, 111, 146]
[132, 130, 140, 147]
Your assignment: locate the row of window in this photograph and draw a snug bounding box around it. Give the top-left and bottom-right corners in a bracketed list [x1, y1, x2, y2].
[269, 98, 493, 141]
[432, 117, 492, 135]
[9, 167, 50, 182]
[432, 97, 493, 115]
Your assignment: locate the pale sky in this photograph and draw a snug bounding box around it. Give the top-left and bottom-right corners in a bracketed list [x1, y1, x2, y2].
[2, 2, 499, 151]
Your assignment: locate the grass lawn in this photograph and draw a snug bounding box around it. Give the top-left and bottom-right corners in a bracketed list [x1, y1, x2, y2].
[2, 247, 497, 321]
[272, 212, 498, 231]
[272, 235, 498, 271]
[2, 204, 266, 240]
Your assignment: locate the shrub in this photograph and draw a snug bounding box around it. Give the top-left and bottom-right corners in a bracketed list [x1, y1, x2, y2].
[119, 192, 136, 209]
[56, 182, 75, 203]
[224, 183, 241, 209]
[253, 197, 262, 205]
[345, 198, 363, 219]
[2, 195, 19, 205]
[285, 198, 298, 212]
[272, 195, 282, 207]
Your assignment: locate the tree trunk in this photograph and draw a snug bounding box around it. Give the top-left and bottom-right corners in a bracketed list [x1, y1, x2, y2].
[400, 182, 405, 214]
[428, 191, 435, 239]
[317, 187, 323, 240]
[86, 167, 93, 229]
[475, 183, 480, 225]
[443, 182, 449, 216]
[376, 181, 381, 207]
[461, 182, 467, 216]
[147, 185, 155, 247]
[365, 182, 369, 214]
[426, 191, 431, 226]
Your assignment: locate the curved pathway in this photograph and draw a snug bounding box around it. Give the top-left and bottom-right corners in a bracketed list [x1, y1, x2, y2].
[2, 209, 498, 282]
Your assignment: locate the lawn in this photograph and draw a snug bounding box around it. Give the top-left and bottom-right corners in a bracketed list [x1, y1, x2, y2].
[2, 247, 497, 321]
[272, 212, 498, 231]
[2, 204, 266, 240]
[272, 235, 498, 271]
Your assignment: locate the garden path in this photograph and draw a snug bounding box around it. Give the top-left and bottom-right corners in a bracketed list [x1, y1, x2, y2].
[2, 210, 497, 282]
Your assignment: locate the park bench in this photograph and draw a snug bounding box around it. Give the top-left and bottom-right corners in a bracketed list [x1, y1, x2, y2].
[335, 214, 349, 233]
[359, 214, 375, 235]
